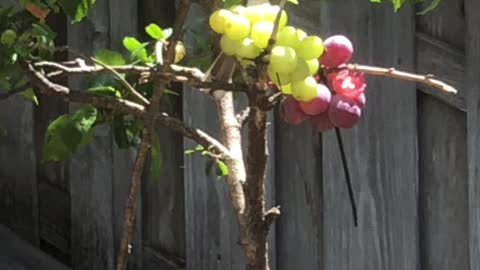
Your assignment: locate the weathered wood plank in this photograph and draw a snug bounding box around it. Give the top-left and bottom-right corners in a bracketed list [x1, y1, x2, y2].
[465, 1, 480, 270]
[418, 94, 468, 270]
[0, 97, 38, 244]
[0, 225, 70, 270]
[143, 246, 184, 270]
[68, 1, 115, 269]
[416, 0, 465, 50]
[108, 1, 143, 269]
[320, 2, 418, 270]
[416, 33, 465, 111]
[139, 0, 186, 262]
[275, 1, 323, 269]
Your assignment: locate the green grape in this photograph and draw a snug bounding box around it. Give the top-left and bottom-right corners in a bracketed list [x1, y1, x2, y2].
[306, 58, 320, 74]
[209, 9, 233, 34]
[291, 58, 311, 81]
[291, 76, 318, 102]
[296, 36, 325, 60]
[1, 29, 16, 47]
[224, 14, 251, 40]
[236, 38, 261, 59]
[251, 21, 274, 49]
[244, 6, 265, 24]
[268, 64, 291, 86]
[276, 26, 300, 49]
[269, 45, 297, 74]
[279, 84, 292, 95]
[220, 35, 241, 56]
[264, 5, 288, 28]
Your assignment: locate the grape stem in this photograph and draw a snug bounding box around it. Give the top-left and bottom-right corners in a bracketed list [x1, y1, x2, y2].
[346, 63, 458, 94]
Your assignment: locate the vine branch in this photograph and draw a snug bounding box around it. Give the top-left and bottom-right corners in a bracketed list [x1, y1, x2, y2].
[346, 63, 458, 94]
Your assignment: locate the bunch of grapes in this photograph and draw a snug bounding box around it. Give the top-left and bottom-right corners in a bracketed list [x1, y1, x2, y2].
[208, 4, 367, 132]
[281, 35, 367, 131]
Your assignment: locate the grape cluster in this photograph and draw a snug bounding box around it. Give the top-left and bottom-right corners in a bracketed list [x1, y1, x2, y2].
[208, 4, 367, 131]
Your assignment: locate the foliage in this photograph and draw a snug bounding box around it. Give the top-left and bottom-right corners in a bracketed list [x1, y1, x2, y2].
[369, 0, 442, 13]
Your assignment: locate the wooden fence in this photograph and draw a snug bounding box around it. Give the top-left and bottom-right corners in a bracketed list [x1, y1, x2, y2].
[0, 0, 478, 269]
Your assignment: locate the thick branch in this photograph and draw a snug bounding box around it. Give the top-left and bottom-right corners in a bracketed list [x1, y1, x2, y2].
[346, 63, 458, 94]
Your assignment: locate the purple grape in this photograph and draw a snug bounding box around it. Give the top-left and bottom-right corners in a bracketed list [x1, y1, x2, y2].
[328, 94, 362, 128]
[280, 96, 309, 125]
[311, 112, 335, 132]
[319, 35, 354, 68]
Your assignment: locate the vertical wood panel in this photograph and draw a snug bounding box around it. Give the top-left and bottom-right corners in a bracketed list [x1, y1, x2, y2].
[0, 94, 38, 244]
[418, 94, 468, 270]
[320, 2, 418, 270]
[108, 1, 143, 269]
[139, 0, 186, 263]
[465, 1, 480, 269]
[68, 1, 115, 269]
[276, 1, 323, 269]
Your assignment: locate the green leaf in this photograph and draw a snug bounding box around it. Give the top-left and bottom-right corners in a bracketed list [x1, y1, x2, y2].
[19, 88, 39, 105]
[145, 23, 164, 40]
[287, 0, 299, 4]
[43, 105, 97, 162]
[216, 160, 229, 176]
[417, 0, 442, 14]
[113, 115, 142, 148]
[195, 144, 205, 151]
[87, 86, 121, 98]
[184, 149, 195, 155]
[222, 0, 242, 8]
[123, 36, 143, 53]
[150, 132, 162, 178]
[94, 49, 126, 66]
[57, 0, 96, 23]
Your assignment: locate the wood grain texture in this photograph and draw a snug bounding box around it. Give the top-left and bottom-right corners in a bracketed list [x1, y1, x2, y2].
[0, 96, 38, 244]
[139, 0, 186, 261]
[418, 94, 468, 270]
[465, 0, 480, 269]
[108, 1, 143, 269]
[416, 33, 465, 111]
[0, 225, 70, 270]
[68, 1, 115, 269]
[320, 2, 418, 270]
[416, 0, 465, 50]
[275, 1, 323, 269]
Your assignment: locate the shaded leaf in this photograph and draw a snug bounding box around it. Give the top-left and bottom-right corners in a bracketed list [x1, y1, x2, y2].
[57, 0, 96, 23]
[87, 86, 121, 98]
[205, 159, 214, 176]
[94, 49, 126, 66]
[43, 105, 97, 162]
[19, 88, 39, 105]
[216, 160, 229, 176]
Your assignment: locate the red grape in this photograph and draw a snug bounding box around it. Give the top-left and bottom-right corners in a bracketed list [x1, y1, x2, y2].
[319, 35, 353, 68]
[330, 70, 366, 98]
[299, 83, 331, 115]
[328, 94, 362, 128]
[280, 96, 309, 125]
[311, 112, 335, 132]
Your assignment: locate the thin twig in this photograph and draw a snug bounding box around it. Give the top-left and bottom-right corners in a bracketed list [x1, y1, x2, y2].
[334, 127, 358, 227]
[346, 63, 457, 94]
[91, 57, 150, 106]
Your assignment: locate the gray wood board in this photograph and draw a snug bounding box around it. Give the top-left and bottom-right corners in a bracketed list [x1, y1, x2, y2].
[68, 1, 115, 269]
[276, 1, 324, 269]
[0, 225, 70, 270]
[465, 0, 480, 269]
[418, 94, 468, 270]
[320, 2, 419, 270]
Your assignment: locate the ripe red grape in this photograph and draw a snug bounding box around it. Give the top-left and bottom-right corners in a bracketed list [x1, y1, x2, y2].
[328, 94, 362, 128]
[319, 35, 353, 68]
[280, 96, 308, 125]
[310, 112, 335, 132]
[330, 70, 366, 98]
[299, 83, 331, 115]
